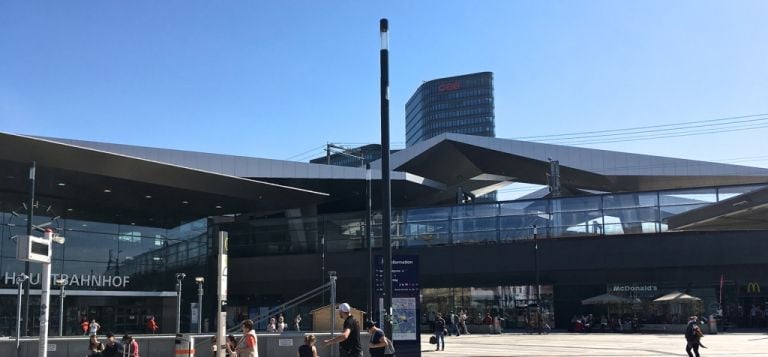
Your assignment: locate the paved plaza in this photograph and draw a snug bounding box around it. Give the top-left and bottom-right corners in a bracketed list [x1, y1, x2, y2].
[420, 332, 767, 356]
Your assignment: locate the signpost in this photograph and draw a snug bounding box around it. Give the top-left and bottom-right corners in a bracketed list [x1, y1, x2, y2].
[375, 255, 420, 356]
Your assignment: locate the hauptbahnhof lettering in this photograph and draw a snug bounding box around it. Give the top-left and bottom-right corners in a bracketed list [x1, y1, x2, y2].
[1, 131, 768, 334]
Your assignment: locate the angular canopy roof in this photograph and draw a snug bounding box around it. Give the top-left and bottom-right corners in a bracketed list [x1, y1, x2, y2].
[4, 131, 768, 219]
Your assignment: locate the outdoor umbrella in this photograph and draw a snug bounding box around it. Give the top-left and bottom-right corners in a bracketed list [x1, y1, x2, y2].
[652, 291, 701, 302]
[581, 294, 636, 317]
[581, 294, 635, 305]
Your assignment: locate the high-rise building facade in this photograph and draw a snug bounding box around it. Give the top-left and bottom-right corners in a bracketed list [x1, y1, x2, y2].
[405, 72, 495, 147]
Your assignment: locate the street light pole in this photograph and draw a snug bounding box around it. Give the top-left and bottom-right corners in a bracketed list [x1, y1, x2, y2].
[195, 277, 204, 334]
[175, 273, 186, 334]
[533, 225, 541, 335]
[24, 161, 35, 336]
[56, 279, 67, 336]
[366, 163, 372, 317]
[15, 273, 29, 357]
[379, 17, 393, 341]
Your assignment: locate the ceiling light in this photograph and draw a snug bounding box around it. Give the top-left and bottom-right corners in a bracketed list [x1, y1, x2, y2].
[215, 205, 222, 209]
[145, 195, 152, 199]
[103, 189, 111, 193]
[57, 182, 66, 187]
[182, 200, 189, 204]
[66, 208, 73, 212]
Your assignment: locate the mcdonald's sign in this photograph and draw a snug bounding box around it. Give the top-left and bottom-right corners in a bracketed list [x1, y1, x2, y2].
[747, 282, 761, 294]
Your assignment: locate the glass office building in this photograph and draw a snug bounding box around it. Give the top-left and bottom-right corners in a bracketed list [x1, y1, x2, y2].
[405, 72, 495, 147]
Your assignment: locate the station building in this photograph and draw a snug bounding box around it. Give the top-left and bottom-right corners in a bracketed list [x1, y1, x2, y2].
[1, 131, 767, 334]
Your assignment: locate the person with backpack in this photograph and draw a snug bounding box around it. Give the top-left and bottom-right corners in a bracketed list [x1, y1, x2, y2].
[102, 332, 122, 357]
[122, 334, 139, 357]
[684, 316, 704, 357]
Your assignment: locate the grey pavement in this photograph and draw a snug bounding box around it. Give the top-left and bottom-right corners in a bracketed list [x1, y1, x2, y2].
[420, 332, 767, 356]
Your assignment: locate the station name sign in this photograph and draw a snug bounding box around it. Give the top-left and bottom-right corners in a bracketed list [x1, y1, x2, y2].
[4, 272, 130, 288]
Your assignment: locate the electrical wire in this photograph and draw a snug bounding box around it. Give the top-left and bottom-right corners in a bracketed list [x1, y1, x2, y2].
[514, 113, 768, 140]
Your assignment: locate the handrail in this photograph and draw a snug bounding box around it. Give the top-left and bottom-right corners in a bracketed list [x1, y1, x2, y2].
[225, 281, 332, 333]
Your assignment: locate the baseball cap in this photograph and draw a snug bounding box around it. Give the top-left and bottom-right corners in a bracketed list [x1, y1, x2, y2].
[339, 303, 351, 312]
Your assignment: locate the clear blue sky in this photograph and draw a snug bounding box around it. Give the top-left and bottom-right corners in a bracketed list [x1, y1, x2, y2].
[1, 0, 767, 168]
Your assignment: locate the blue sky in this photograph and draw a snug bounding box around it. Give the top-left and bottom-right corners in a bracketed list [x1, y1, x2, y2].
[1, 1, 767, 170]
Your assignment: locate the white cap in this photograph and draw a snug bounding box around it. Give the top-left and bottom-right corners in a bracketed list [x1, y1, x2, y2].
[339, 303, 351, 313]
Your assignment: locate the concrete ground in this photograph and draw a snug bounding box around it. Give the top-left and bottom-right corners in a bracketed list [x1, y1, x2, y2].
[420, 332, 768, 356]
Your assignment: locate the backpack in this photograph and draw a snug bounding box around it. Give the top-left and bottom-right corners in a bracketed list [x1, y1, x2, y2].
[684, 323, 695, 339]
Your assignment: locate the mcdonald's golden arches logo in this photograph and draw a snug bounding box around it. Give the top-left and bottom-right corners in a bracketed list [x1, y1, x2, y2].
[747, 282, 761, 293]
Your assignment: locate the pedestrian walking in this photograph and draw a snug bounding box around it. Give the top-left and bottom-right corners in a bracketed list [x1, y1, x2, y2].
[235, 319, 259, 357]
[89, 319, 101, 336]
[323, 303, 362, 357]
[87, 334, 104, 356]
[294, 314, 302, 331]
[298, 334, 318, 357]
[365, 320, 395, 357]
[102, 332, 122, 357]
[684, 316, 704, 357]
[146, 316, 159, 334]
[460, 310, 469, 335]
[434, 313, 446, 351]
[121, 334, 139, 357]
[80, 317, 90, 336]
[266, 317, 277, 333]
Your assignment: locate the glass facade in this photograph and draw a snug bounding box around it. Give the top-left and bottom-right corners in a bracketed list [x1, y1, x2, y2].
[0, 190, 210, 335]
[421, 285, 555, 330]
[224, 183, 766, 256]
[405, 72, 495, 147]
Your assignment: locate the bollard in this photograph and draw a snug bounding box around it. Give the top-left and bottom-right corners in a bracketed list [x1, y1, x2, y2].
[175, 334, 196, 357]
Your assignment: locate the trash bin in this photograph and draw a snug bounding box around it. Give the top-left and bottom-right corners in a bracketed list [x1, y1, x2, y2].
[175, 333, 196, 357]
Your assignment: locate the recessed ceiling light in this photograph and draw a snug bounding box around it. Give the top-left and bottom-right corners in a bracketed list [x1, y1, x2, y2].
[130, 222, 135, 225]
[66, 208, 73, 212]
[182, 200, 189, 204]
[103, 189, 111, 193]
[81, 224, 88, 227]
[57, 182, 66, 187]
[145, 195, 152, 199]
[215, 205, 222, 209]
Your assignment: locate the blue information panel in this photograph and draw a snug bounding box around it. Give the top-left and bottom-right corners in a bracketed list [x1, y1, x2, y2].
[375, 255, 421, 357]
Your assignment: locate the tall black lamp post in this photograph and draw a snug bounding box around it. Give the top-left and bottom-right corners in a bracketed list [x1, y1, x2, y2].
[175, 273, 186, 334]
[195, 277, 204, 334]
[379, 18, 393, 339]
[56, 279, 67, 336]
[533, 225, 542, 335]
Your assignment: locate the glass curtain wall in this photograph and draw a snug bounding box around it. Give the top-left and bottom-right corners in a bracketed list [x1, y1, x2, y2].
[0, 191, 209, 335]
[229, 184, 766, 256]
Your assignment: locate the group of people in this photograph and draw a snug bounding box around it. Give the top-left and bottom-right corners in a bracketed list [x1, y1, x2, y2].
[570, 314, 640, 333]
[86, 332, 140, 357]
[265, 313, 302, 333]
[210, 319, 259, 357]
[323, 302, 394, 357]
[221, 303, 393, 357]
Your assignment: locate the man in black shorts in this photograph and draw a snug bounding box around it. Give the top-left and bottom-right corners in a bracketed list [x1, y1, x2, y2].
[323, 303, 362, 357]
